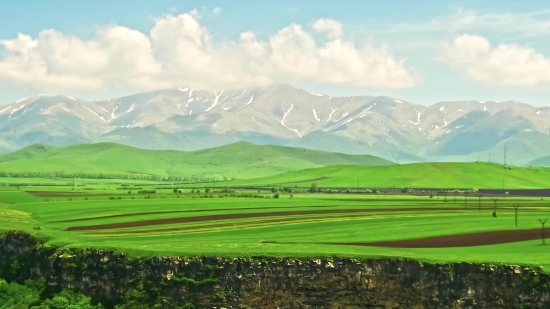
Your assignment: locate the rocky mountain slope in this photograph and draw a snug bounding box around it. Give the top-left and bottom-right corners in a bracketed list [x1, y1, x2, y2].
[1, 83, 549, 164]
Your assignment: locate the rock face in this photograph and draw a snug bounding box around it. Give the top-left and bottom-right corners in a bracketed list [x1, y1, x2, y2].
[1, 230, 550, 308]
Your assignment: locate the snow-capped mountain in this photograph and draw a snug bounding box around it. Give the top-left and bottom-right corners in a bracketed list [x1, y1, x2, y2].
[1, 83, 550, 165]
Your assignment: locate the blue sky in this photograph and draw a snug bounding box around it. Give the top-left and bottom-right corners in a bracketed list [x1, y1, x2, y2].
[1, 0, 550, 106]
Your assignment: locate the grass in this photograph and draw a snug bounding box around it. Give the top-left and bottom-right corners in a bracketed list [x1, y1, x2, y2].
[3, 185, 550, 270]
[230, 162, 550, 189]
[0, 142, 391, 179]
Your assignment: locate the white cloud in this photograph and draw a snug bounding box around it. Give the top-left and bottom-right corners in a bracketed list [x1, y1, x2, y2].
[212, 7, 222, 16]
[441, 34, 550, 86]
[312, 18, 342, 39]
[0, 11, 418, 93]
[354, 9, 550, 37]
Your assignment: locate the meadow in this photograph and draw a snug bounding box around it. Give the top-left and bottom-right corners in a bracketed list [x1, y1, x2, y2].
[2, 181, 550, 270]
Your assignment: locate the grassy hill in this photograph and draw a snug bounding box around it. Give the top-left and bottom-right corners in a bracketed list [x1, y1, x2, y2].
[233, 162, 550, 189]
[0, 142, 392, 179]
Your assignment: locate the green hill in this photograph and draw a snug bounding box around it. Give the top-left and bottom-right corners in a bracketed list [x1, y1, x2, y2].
[0, 142, 391, 179]
[234, 162, 550, 189]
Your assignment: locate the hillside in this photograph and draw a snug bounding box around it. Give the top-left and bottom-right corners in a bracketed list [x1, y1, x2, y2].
[0, 142, 391, 179]
[233, 162, 550, 189]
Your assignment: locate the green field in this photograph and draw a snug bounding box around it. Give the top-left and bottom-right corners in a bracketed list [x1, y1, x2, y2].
[2, 183, 550, 270]
[231, 162, 550, 189]
[0, 142, 391, 179]
[2, 141, 550, 271]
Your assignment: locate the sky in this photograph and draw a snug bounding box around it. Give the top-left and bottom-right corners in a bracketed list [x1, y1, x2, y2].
[1, 0, 550, 106]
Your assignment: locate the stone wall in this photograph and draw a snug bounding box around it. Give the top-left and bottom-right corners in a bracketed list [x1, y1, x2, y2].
[1, 230, 550, 308]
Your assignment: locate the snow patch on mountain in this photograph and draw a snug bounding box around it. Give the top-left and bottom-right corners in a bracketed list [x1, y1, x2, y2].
[270, 104, 301, 137]
[312, 106, 320, 121]
[178, 87, 189, 92]
[206, 90, 224, 112]
[108, 107, 118, 121]
[82, 105, 106, 122]
[327, 108, 337, 122]
[126, 103, 138, 113]
[395, 100, 403, 104]
[246, 95, 254, 105]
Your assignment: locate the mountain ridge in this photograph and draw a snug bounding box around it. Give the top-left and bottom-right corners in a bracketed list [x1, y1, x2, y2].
[1, 83, 549, 164]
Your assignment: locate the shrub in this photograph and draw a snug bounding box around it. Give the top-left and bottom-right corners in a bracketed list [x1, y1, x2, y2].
[273, 193, 279, 198]
[128, 191, 132, 194]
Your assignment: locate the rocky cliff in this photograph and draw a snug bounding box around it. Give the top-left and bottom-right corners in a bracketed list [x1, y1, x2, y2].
[1, 230, 549, 308]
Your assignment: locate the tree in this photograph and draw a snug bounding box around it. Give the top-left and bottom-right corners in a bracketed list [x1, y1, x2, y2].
[273, 193, 279, 199]
[271, 187, 277, 193]
[310, 182, 318, 193]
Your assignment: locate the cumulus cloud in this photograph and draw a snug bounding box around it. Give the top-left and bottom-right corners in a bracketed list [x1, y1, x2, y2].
[441, 34, 550, 86]
[0, 10, 418, 93]
[312, 18, 342, 38]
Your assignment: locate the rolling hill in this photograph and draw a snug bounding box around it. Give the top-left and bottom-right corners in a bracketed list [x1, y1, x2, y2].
[0, 142, 392, 179]
[233, 162, 550, 189]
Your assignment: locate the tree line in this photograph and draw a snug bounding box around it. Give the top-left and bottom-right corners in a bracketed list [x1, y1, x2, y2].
[0, 171, 234, 182]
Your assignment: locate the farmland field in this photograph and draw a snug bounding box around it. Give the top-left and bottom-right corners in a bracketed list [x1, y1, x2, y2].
[3, 183, 550, 270]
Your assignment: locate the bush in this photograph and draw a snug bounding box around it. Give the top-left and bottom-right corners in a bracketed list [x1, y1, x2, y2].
[273, 193, 279, 199]
[137, 190, 156, 194]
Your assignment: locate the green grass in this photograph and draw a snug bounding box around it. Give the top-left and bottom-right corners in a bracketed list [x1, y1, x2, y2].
[0, 142, 391, 179]
[231, 162, 550, 189]
[3, 186, 550, 270]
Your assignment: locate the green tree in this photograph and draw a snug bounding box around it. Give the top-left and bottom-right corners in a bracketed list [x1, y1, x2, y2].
[309, 182, 318, 193]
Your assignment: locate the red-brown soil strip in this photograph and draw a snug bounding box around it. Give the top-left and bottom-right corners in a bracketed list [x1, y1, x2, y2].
[87, 214, 373, 235]
[65, 207, 471, 231]
[55, 205, 336, 223]
[86, 211, 465, 235]
[322, 228, 550, 248]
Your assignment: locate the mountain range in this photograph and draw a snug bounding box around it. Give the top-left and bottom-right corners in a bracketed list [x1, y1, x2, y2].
[1, 83, 549, 165]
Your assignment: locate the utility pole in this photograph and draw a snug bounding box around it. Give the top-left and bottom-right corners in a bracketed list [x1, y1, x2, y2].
[504, 144, 507, 165]
[477, 194, 483, 212]
[539, 219, 547, 245]
[513, 205, 520, 227]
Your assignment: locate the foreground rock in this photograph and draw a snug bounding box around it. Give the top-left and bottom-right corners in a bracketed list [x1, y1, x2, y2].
[1, 230, 549, 308]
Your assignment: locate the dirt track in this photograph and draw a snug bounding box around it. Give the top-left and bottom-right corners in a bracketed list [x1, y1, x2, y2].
[327, 228, 550, 248]
[65, 207, 471, 231]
